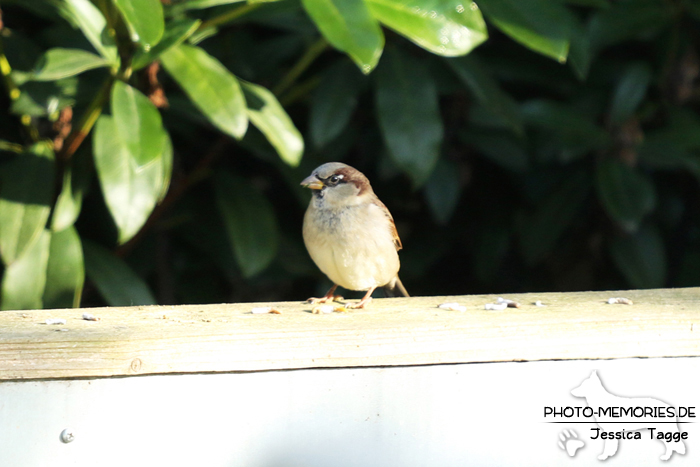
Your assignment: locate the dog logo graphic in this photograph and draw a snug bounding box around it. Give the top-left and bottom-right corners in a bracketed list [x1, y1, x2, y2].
[571, 370, 686, 461]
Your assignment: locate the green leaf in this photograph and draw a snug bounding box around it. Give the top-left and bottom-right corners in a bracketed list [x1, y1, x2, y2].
[638, 140, 697, 173]
[645, 108, 700, 151]
[310, 60, 366, 148]
[168, 0, 246, 13]
[1, 229, 50, 310]
[51, 150, 92, 232]
[568, 22, 592, 80]
[29, 48, 110, 81]
[588, 0, 673, 51]
[113, 0, 164, 47]
[477, 0, 576, 62]
[491, 21, 568, 63]
[520, 99, 609, 153]
[161, 44, 248, 139]
[0, 140, 24, 153]
[214, 172, 279, 278]
[609, 225, 666, 289]
[375, 48, 443, 186]
[9, 92, 46, 117]
[43, 226, 84, 309]
[132, 18, 201, 70]
[9, 78, 77, 117]
[175, 199, 241, 278]
[520, 101, 593, 132]
[424, 158, 462, 225]
[301, 0, 383, 72]
[446, 55, 522, 133]
[596, 159, 656, 233]
[63, 0, 119, 65]
[93, 116, 167, 244]
[465, 131, 528, 172]
[608, 62, 652, 125]
[159, 133, 174, 202]
[83, 240, 156, 306]
[366, 0, 487, 56]
[638, 111, 700, 180]
[0, 143, 54, 265]
[556, 0, 609, 6]
[241, 80, 303, 167]
[111, 81, 166, 167]
[517, 170, 590, 265]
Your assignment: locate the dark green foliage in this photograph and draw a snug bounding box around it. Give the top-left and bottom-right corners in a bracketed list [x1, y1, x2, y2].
[0, 0, 699, 309]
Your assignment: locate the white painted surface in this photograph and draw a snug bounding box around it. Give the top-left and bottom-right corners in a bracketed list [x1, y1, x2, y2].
[1, 358, 698, 466]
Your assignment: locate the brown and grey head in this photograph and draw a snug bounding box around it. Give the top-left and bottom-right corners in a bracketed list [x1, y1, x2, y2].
[301, 162, 372, 206]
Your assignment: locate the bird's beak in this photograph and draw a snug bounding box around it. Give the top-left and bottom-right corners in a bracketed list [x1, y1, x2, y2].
[301, 174, 324, 190]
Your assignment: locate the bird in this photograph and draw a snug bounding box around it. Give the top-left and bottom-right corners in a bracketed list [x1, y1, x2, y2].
[301, 162, 409, 308]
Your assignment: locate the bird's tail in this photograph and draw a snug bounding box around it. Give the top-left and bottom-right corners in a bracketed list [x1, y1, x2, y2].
[384, 276, 409, 298]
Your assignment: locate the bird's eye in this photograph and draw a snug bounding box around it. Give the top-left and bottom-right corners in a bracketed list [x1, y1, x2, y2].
[328, 175, 341, 185]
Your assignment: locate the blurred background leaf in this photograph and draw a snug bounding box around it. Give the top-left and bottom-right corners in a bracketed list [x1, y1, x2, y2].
[93, 115, 167, 244]
[516, 169, 590, 266]
[241, 80, 304, 166]
[111, 81, 166, 167]
[447, 55, 523, 134]
[310, 60, 367, 148]
[62, 0, 120, 65]
[0, 143, 54, 265]
[83, 240, 156, 306]
[112, 0, 164, 47]
[596, 159, 656, 233]
[29, 48, 110, 81]
[607, 61, 652, 126]
[424, 158, 462, 225]
[132, 18, 201, 70]
[1, 0, 699, 311]
[0, 230, 50, 310]
[214, 172, 279, 278]
[161, 44, 248, 139]
[43, 226, 84, 309]
[51, 149, 91, 232]
[609, 225, 666, 289]
[477, 0, 576, 62]
[374, 47, 443, 186]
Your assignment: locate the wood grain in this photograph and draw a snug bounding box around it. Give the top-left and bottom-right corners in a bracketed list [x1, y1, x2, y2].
[1, 288, 699, 380]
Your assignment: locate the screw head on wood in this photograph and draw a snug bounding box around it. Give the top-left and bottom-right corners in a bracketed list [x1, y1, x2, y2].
[60, 428, 75, 443]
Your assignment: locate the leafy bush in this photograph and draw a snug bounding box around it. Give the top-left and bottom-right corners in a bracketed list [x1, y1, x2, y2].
[0, 0, 699, 309]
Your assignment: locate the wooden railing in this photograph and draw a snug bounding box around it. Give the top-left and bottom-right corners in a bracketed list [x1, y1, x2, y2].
[2, 287, 698, 380]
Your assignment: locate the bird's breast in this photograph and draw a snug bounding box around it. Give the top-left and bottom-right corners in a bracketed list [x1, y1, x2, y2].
[303, 203, 400, 291]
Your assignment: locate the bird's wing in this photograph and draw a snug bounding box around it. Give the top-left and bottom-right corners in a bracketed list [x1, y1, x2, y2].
[374, 198, 402, 251]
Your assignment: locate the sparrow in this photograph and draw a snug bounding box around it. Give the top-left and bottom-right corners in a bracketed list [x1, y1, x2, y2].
[301, 162, 409, 308]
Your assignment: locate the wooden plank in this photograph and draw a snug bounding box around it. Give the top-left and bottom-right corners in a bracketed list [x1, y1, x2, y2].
[3, 359, 699, 466]
[0, 288, 698, 380]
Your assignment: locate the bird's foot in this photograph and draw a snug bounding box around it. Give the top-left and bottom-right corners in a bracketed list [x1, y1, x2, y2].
[306, 295, 344, 304]
[346, 297, 372, 309]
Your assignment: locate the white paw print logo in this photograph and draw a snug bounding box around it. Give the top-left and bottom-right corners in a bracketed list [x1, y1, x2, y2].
[558, 429, 585, 457]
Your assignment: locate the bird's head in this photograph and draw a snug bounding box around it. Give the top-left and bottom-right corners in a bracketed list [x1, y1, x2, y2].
[301, 162, 372, 207]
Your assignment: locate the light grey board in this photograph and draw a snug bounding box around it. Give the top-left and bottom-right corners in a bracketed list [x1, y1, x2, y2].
[0, 357, 698, 466]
